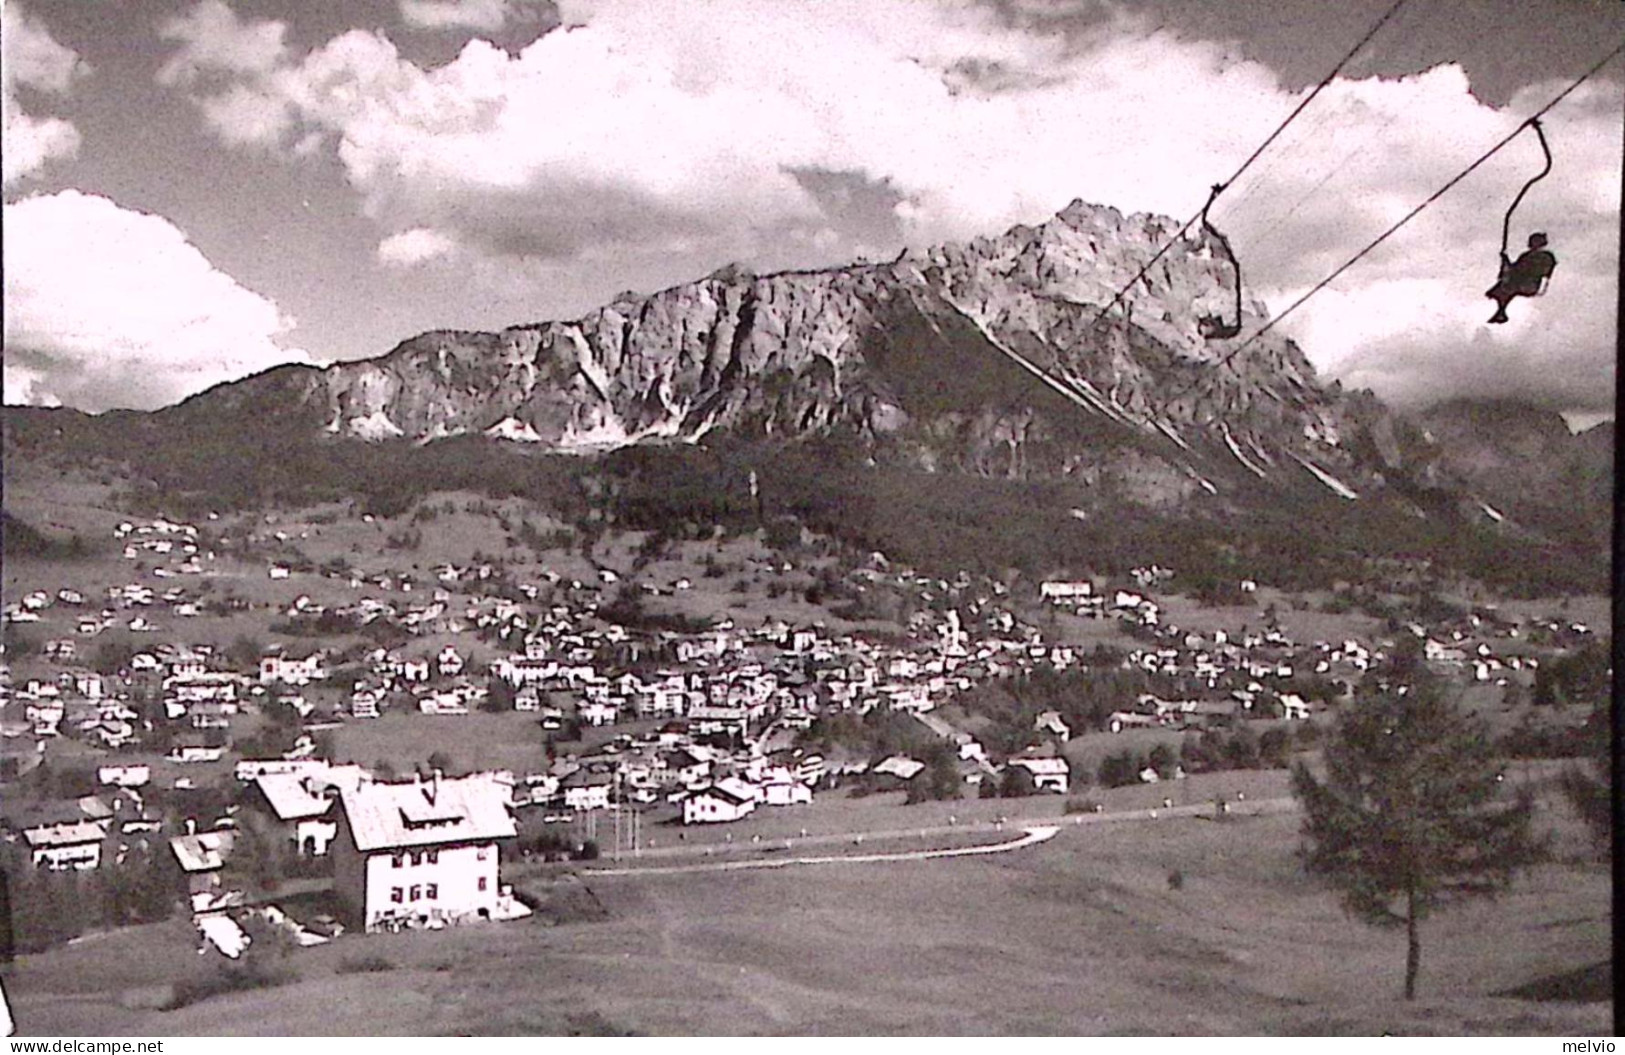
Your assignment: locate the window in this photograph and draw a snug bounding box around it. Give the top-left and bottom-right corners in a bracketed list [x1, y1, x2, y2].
[390, 887, 403, 904]
[426, 883, 438, 900]
[478, 876, 487, 892]
[410, 884, 421, 902]
[409, 850, 423, 866]
[391, 854, 403, 868]
[476, 847, 488, 861]
[426, 849, 439, 864]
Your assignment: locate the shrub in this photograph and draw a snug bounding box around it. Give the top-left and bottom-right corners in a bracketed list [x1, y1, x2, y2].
[1258, 727, 1293, 769]
[576, 839, 600, 861]
[169, 960, 296, 1009]
[1063, 798, 1102, 815]
[1097, 750, 1144, 788]
[1147, 743, 1179, 780]
[1166, 869, 1185, 891]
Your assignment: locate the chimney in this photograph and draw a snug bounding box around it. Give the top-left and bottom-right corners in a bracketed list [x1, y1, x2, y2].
[185, 818, 196, 835]
[430, 768, 442, 803]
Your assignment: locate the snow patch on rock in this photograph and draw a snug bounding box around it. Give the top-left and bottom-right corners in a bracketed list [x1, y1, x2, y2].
[348, 411, 404, 441]
[1290, 452, 1359, 500]
[486, 417, 544, 443]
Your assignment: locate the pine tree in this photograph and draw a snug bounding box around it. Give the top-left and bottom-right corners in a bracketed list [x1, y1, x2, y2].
[1291, 673, 1549, 1000]
[1555, 699, 1611, 855]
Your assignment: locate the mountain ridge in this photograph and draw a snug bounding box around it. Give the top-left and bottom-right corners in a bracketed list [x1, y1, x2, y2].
[3, 198, 1609, 594]
[169, 198, 1408, 503]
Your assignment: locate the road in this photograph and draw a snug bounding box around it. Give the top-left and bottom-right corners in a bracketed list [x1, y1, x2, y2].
[585, 825, 1062, 876]
[582, 794, 1298, 874]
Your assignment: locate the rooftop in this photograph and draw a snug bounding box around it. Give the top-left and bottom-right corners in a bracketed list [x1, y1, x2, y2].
[339, 773, 516, 852]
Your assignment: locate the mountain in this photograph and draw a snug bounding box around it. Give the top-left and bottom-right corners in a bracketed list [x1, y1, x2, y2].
[1410, 401, 1614, 550]
[3, 199, 1608, 593]
[168, 199, 1434, 508]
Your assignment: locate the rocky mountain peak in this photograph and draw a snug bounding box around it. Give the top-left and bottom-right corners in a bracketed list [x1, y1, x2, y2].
[167, 196, 1460, 515]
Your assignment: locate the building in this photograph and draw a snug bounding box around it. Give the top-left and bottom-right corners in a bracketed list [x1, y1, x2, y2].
[23, 819, 107, 870]
[1033, 711, 1072, 741]
[1040, 580, 1093, 601]
[682, 778, 758, 824]
[561, 768, 613, 811]
[259, 653, 329, 686]
[252, 765, 367, 856]
[333, 773, 517, 932]
[760, 773, 814, 807]
[170, 828, 237, 909]
[1007, 756, 1070, 794]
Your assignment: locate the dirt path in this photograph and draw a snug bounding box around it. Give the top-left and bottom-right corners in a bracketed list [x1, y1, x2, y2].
[576, 794, 1299, 874]
[583, 825, 1061, 877]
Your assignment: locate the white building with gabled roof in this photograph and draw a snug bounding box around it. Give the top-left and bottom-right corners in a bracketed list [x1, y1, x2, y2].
[23, 819, 107, 870]
[253, 764, 367, 857]
[333, 773, 517, 932]
[681, 777, 759, 824]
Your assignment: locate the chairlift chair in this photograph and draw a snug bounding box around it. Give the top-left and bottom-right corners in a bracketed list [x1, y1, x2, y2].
[1196, 183, 1244, 340]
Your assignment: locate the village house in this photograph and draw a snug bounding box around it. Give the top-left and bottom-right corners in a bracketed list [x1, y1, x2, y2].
[23, 818, 107, 870]
[333, 772, 518, 932]
[1033, 711, 1072, 741]
[98, 764, 151, 788]
[351, 689, 382, 719]
[1007, 755, 1070, 794]
[436, 646, 466, 678]
[1039, 580, 1093, 602]
[170, 827, 237, 910]
[259, 652, 329, 686]
[759, 770, 814, 807]
[578, 699, 619, 726]
[561, 768, 614, 811]
[251, 765, 368, 856]
[660, 747, 711, 788]
[872, 755, 926, 785]
[681, 777, 758, 824]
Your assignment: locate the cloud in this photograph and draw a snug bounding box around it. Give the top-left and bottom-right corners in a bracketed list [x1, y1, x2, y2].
[156, 0, 1620, 414]
[2, 191, 311, 412]
[1227, 72, 1622, 415]
[2, 1, 89, 185]
[157, 0, 290, 86]
[397, 0, 558, 33]
[377, 226, 460, 266]
[400, 0, 512, 32]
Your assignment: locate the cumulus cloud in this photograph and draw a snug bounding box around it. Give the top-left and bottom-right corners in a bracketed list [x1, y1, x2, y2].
[2, 191, 312, 412]
[157, 0, 290, 85]
[1224, 72, 1622, 415]
[156, 0, 1620, 413]
[400, 0, 512, 31]
[377, 226, 460, 266]
[2, 2, 89, 185]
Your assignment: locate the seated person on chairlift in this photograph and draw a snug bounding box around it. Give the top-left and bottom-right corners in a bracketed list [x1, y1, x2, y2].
[1486, 232, 1556, 324]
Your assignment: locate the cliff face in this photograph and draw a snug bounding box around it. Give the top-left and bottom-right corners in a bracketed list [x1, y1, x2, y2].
[1411, 401, 1614, 548]
[183, 198, 1454, 510]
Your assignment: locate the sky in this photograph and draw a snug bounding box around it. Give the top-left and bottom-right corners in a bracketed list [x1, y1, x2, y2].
[3, 0, 1622, 426]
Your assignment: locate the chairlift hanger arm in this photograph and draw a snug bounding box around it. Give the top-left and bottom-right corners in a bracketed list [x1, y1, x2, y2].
[1198, 183, 1243, 339]
[1499, 118, 1552, 261]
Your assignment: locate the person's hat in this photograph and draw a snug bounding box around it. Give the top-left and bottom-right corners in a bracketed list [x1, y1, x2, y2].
[1529, 232, 1549, 248]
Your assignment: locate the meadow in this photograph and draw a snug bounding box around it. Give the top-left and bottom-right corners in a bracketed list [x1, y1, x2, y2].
[3, 783, 1607, 1037]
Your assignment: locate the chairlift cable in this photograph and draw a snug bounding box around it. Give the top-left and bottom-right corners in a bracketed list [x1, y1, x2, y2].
[1087, 0, 1412, 328]
[1185, 37, 1625, 386]
[1241, 0, 1431, 242]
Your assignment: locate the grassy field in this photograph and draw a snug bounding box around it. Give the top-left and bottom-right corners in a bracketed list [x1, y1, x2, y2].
[1152, 589, 1385, 645]
[329, 711, 553, 776]
[5, 787, 1607, 1037]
